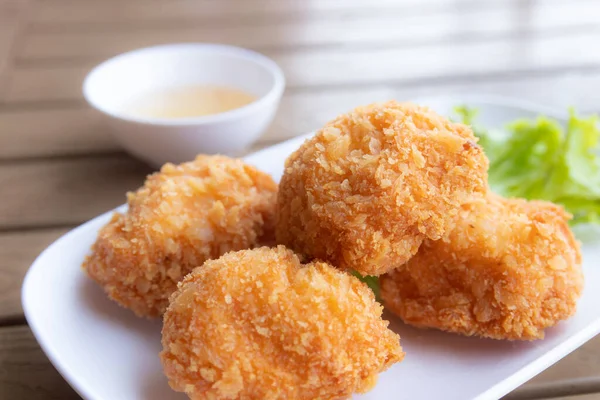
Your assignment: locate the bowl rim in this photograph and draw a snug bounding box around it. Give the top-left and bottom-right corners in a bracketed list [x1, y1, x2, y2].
[82, 43, 286, 127]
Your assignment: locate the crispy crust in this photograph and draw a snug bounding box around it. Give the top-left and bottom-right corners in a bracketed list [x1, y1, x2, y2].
[276, 101, 489, 276]
[160, 246, 404, 400]
[380, 194, 584, 340]
[82, 155, 277, 318]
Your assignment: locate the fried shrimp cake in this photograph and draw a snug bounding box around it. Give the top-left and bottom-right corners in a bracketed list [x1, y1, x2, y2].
[82, 155, 277, 318]
[160, 246, 404, 400]
[381, 195, 584, 340]
[276, 101, 489, 276]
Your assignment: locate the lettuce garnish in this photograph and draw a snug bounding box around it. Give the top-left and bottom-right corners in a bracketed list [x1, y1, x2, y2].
[455, 106, 600, 239]
[350, 270, 381, 302]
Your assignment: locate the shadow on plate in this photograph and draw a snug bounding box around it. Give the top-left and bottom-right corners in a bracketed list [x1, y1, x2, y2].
[79, 277, 184, 399]
[142, 362, 188, 400]
[384, 310, 571, 361]
[79, 277, 163, 341]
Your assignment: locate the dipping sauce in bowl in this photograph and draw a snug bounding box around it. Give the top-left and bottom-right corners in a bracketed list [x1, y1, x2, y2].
[83, 43, 285, 167]
[122, 85, 257, 119]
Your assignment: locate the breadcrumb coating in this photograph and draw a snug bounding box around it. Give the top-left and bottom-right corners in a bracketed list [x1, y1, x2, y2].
[276, 101, 489, 276]
[380, 194, 584, 340]
[82, 155, 277, 318]
[160, 246, 404, 400]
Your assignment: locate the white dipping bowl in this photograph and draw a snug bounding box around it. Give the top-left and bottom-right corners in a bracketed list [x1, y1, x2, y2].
[83, 44, 285, 167]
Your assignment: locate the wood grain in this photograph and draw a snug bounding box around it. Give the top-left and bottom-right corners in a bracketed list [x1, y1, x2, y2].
[561, 395, 600, 400]
[535, 394, 600, 400]
[0, 229, 68, 320]
[0, 156, 152, 229]
[0, 325, 80, 400]
[5, 30, 600, 103]
[0, 107, 116, 159]
[2, 70, 600, 159]
[506, 336, 600, 399]
[17, 1, 600, 61]
[510, 380, 600, 400]
[27, 0, 530, 27]
[0, 324, 597, 400]
[0, 0, 28, 96]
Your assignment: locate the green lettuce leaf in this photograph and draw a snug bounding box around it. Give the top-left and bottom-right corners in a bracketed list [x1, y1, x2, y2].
[453, 106, 505, 161]
[561, 112, 600, 197]
[454, 106, 600, 239]
[489, 117, 563, 199]
[350, 270, 381, 302]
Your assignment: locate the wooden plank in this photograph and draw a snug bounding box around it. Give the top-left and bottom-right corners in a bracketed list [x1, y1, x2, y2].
[0, 156, 152, 229]
[272, 71, 600, 139]
[27, 0, 521, 26]
[0, 4, 17, 68]
[2, 70, 600, 159]
[0, 1, 28, 56]
[1, 65, 88, 102]
[0, 229, 68, 320]
[507, 333, 600, 399]
[0, 0, 29, 96]
[535, 395, 600, 400]
[4, 30, 600, 103]
[511, 381, 600, 400]
[0, 107, 116, 159]
[0, 325, 80, 400]
[17, 1, 600, 61]
[0, 324, 598, 400]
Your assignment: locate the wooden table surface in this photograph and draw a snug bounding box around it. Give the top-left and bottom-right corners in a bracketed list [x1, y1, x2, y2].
[1, 0, 600, 399]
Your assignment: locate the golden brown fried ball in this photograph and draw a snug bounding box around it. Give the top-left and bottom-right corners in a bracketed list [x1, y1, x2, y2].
[380, 194, 584, 340]
[160, 246, 404, 400]
[276, 101, 489, 276]
[82, 155, 277, 318]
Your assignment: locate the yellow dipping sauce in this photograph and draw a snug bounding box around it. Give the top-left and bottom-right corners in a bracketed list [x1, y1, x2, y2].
[122, 85, 256, 119]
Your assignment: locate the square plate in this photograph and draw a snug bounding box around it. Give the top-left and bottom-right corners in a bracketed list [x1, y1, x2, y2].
[22, 95, 600, 400]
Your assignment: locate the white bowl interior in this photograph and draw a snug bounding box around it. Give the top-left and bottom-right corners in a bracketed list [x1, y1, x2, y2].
[84, 44, 281, 117]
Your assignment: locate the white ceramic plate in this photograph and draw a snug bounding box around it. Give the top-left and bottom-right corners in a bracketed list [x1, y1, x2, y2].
[22, 95, 600, 400]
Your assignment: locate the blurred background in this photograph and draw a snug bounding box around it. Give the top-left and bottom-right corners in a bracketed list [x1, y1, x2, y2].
[1, 0, 600, 399]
